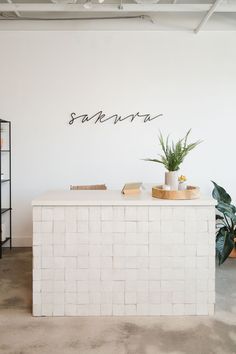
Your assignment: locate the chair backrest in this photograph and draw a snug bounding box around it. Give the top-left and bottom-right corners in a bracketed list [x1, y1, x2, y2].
[70, 184, 107, 190]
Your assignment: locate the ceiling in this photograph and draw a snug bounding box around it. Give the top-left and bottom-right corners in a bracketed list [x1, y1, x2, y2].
[0, 0, 235, 32]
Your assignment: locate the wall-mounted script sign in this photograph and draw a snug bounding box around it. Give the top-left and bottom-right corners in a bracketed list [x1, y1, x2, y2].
[69, 111, 163, 125]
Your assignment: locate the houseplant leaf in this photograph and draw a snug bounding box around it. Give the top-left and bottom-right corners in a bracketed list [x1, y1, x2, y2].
[216, 229, 234, 265]
[212, 181, 231, 204]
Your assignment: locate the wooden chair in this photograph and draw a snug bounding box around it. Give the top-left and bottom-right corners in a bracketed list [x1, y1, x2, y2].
[70, 184, 107, 190]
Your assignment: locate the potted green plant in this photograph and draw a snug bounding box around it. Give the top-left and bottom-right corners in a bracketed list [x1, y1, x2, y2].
[144, 129, 202, 190]
[212, 181, 236, 265]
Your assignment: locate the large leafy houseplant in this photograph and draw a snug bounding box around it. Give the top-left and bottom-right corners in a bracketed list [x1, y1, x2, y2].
[144, 129, 202, 171]
[212, 181, 236, 265]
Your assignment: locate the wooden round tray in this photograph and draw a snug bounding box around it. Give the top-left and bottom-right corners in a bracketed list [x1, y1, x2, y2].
[152, 185, 200, 200]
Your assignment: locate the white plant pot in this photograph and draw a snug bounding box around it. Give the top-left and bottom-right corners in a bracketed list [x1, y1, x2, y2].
[165, 171, 178, 191]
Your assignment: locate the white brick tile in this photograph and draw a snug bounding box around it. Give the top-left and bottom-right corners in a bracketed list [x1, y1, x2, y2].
[161, 268, 173, 280]
[77, 281, 88, 292]
[41, 304, 53, 316]
[173, 207, 185, 220]
[53, 233, 64, 245]
[101, 281, 113, 292]
[113, 207, 125, 221]
[125, 304, 137, 315]
[161, 207, 173, 220]
[149, 221, 161, 233]
[185, 221, 197, 233]
[197, 221, 208, 233]
[41, 233, 53, 246]
[173, 304, 185, 315]
[161, 304, 173, 315]
[125, 207, 137, 221]
[149, 233, 161, 244]
[113, 257, 125, 268]
[149, 292, 161, 304]
[185, 290, 196, 303]
[161, 221, 173, 233]
[149, 281, 160, 292]
[89, 280, 100, 291]
[184, 304, 196, 315]
[77, 257, 89, 269]
[137, 222, 149, 233]
[77, 305, 88, 316]
[42, 245, 53, 257]
[33, 293, 41, 305]
[161, 291, 172, 304]
[88, 269, 100, 280]
[33, 222, 41, 233]
[173, 291, 184, 304]
[53, 304, 65, 316]
[89, 257, 101, 269]
[137, 207, 148, 221]
[113, 269, 125, 280]
[89, 221, 101, 233]
[65, 207, 77, 221]
[33, 281, 41, 293]
[149, 268, 161, 280]
[54, 269, 65, 281]
[197, 256, 208, 269]
[54, 207, 65, 221]
[137, 304, 149, 315]
[76, 233, 88, 244]
[113, 281, 125, 292]
[185, 256, 196, 268]
[89, 233, 101, 244]
[54, 221, 65, 233]
[101, 269, 113, 280]
[33, 234, 41, 246]
[137, 281, 149, 292]
[65, 304, 77, 316]
[125, 292, 137, 304]
[208, 304, 214, 315]
[101, 257, 112, 268]
[196, 303, 208, 315]
[101, 292, 112, 304]
[101, 207, 113, 221]
[137, 257, 149, 268]
[53, 292, 65, 304]
[41, 269, 53, 280]
[77, 292, 89, 304]
[42, 257, 53, 269]
[197, 245, 209, 256]
[33, 269, 41, 281]
[160, 257, 172, 268]
[149, 207, 160, 221]
[125, 269, 137, 280]
[137, 292, 149, 303]
[125, 222, 137, 233]
[172, 257, 184, 268]
[41, 280, 53, 293]
[113, 304, 124, 315]
[100, 234, 112, 244]
[90, 292, 101, 304]
[41, 222, 53, 233]
[33, 207, 42, 221]
[113, 292, 124, 304]
[77, 245, 89, 256]
[137, 269, 149, 280]
[101, 221, 113, 233]
[65, 280, 77, 292]
[149, 304, 161, 315]
[126, 281, 137, 292]
[137, 245, 148, 257]
[161, 281, 173, 292]
[101, 245, 113, 257]
[101, 304, 113, 315]
[65, 245, 78, 257]
[197, 292, 208, 304]
[149, 257, 161, 268]
[113, 222, 125, 233]
[208, 221, 216, 233]
[89, 207, 100, 220]
[54, 245, 65, 257]
[125, 245, 136, 257]
[114, 245, 125, 257]
[125, 257, 137, 269]
[77, 221, 88, 233]
[77, 207, 89, 221]
[113, 233, 125, 244]
[54, 280, 65, 293]
[66, 222, 77, 233]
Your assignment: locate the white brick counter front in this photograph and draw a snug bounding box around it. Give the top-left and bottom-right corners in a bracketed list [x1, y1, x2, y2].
[32, 190, 216, 317]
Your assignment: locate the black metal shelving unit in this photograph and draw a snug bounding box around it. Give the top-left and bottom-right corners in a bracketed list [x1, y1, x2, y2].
[0, 119, 12, 258]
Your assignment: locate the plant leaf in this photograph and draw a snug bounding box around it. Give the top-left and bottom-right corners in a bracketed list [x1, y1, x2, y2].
[216, 229, 234, 265]
[211, 181, 231, 204]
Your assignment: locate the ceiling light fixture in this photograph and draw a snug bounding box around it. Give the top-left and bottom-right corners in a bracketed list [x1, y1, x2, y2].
[98, 0, 105, 3]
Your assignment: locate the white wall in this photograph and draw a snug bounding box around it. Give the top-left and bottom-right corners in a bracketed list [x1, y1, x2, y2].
[0, 31, 235, 246]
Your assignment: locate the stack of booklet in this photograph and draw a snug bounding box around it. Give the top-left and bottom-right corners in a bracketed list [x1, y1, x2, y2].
[121, 182, 142, 196]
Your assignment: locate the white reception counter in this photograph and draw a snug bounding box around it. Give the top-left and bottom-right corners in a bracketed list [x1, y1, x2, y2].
[32, 190, 216, 316]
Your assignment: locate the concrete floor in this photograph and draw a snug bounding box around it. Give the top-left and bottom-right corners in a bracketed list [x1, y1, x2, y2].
[0, 248, 236, 354]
